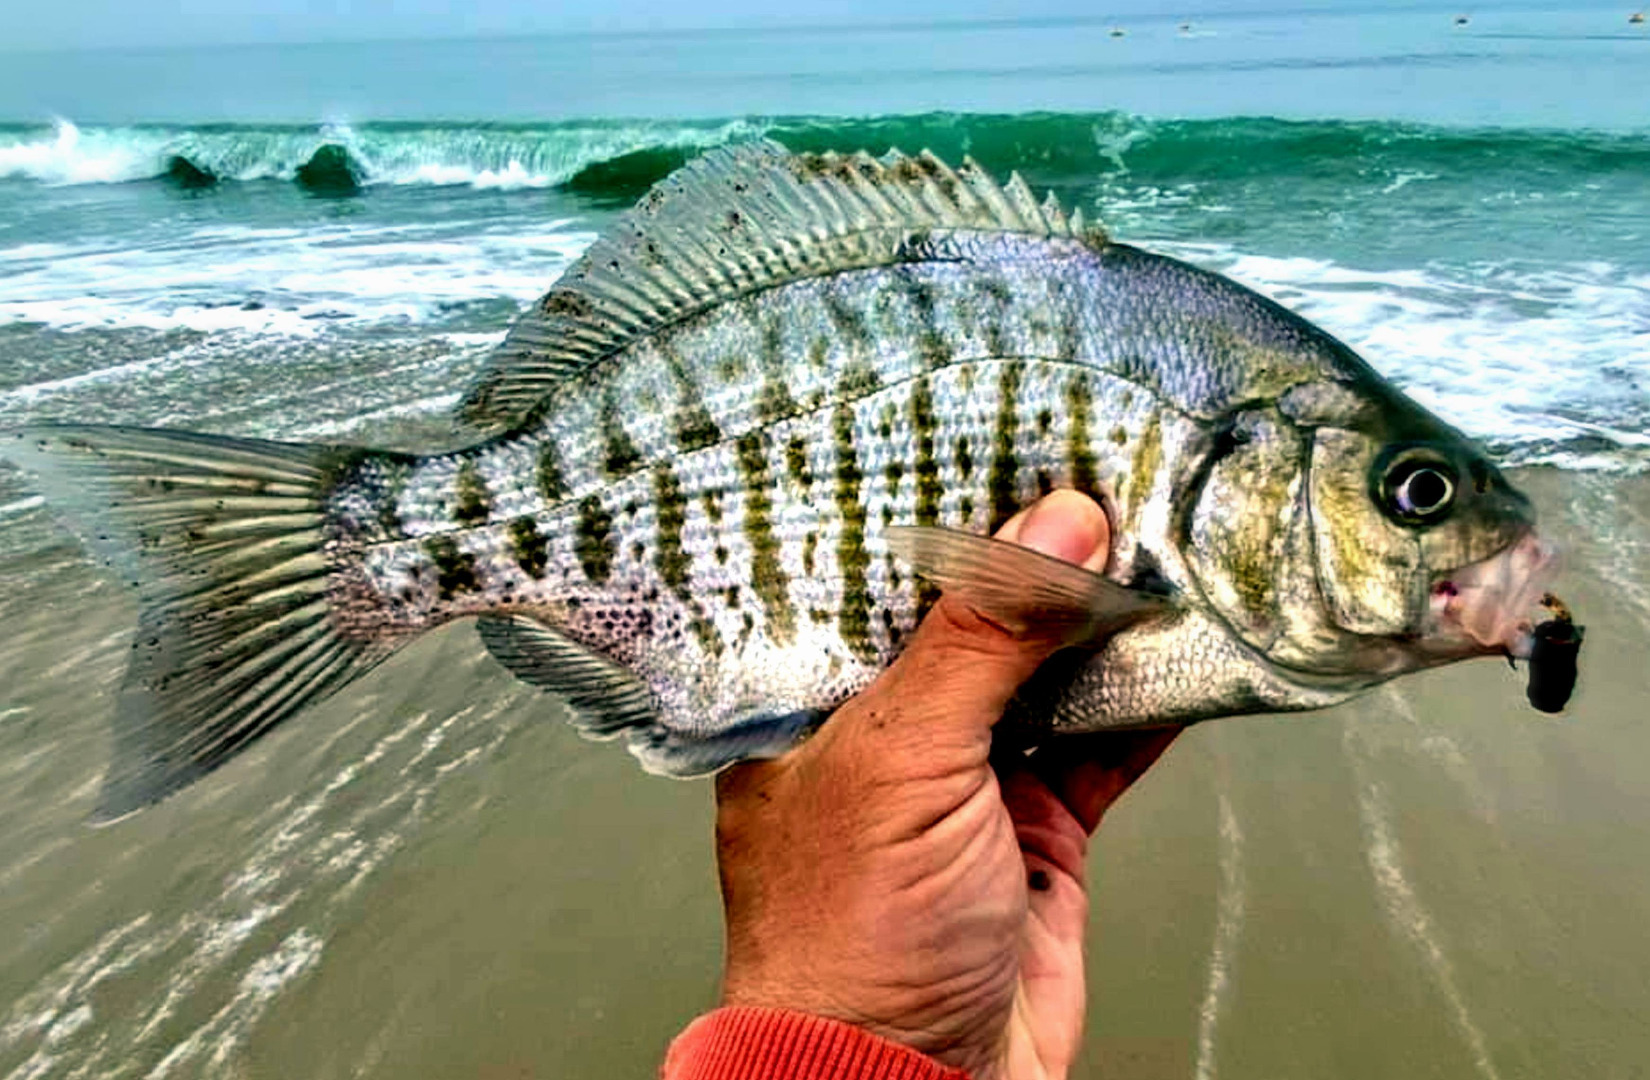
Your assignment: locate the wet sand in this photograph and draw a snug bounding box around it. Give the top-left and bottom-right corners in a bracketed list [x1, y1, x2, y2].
[1, 467, 1645, 1079]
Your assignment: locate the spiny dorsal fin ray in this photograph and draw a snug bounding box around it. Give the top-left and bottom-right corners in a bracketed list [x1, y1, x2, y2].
[459, 141, 1107, 433]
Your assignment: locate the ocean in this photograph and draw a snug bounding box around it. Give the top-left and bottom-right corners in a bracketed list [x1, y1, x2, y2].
[2, 5, 1649, 1078]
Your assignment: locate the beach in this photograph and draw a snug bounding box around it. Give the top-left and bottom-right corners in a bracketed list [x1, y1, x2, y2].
[2, 6, 1648, 1078]
[2, 469, 1645, 1078]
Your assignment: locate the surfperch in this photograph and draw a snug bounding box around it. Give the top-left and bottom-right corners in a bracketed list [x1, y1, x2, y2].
[9, 141, 1578, 820]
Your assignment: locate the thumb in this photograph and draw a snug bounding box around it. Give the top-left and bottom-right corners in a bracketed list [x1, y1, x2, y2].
[860, 490, 1113, 742]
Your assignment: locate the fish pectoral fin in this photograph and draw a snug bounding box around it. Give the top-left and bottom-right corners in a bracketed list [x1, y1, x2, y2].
[475, 614, 657, 739]
[886, 525, 1173, 645]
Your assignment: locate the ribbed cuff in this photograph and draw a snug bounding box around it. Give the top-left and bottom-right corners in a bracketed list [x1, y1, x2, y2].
[662, 1006, 971, 1080]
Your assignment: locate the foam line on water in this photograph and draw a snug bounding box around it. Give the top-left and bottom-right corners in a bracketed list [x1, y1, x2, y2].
[131, 903, 293, 1045]
[1192, 754, 1245, 1080]
[1377, 685, 1501, 829]
[289, 394, 464, 439]
[1565, 472, 1650, 625]
[4, 217, 1643, 471]
[0, 496, 44, 520]
[0, 915, 152, 1050]
[0, 351, 224, 407]
[0, 677, 526, 1077]
[1344, 721, 1502, 1080]
[143, 929, 324, 1080]
[0, 914, 186, 1080]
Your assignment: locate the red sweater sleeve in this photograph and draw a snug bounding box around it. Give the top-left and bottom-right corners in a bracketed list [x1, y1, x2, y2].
[662, 1006, 972, 1080]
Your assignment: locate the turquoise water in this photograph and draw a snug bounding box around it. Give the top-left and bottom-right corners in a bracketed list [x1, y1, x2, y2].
[2, 110, 1646, 476]
[2, 7, 1647, 482]
[2, 8, 1649, 1079]
[2, 4, 1648, 126]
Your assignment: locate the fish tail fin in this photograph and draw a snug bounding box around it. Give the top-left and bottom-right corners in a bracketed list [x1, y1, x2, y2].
[8, 424, 412, 821]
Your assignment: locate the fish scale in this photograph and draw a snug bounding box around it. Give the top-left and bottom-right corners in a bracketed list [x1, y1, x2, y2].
[367, 252, 1107, 608]
[341, 347, 1173, 743]
[9, 140, 1561, 818]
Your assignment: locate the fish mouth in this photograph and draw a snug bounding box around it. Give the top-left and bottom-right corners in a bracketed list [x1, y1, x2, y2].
[1426, 531, 1560, 660]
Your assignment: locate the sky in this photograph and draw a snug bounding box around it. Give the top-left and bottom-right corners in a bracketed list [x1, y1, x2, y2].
[0, 0, 1617, 53]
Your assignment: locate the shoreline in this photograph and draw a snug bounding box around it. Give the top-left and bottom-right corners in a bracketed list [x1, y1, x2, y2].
[0, 468, 1644, 1077]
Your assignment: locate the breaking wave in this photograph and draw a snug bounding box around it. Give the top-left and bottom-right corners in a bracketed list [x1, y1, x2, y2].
[1, 109, 1646, 472]
[4, 112, 1648, 195]
[0, 118, 762, 191]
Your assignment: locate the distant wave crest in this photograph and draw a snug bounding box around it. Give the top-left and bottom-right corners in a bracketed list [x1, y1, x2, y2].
[0, 118, 764, 191]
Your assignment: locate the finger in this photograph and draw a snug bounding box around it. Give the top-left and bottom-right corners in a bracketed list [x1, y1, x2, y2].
[1000, 765, 1096, 1024]
[999, 762, 1089, 883]
[1005, 488, 1112, 575]
[1031, 726, 1183, 834]
[865, 491, 1113, 735]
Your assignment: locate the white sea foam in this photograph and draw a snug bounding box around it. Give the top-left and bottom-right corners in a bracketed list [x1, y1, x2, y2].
[1380, 170, 1440, 195]
[1345, 722, 1503, 1080]
[0, 118, 760, 190]
[144, 929, 324, 1080]
[1378, 686, 1501, 829]
[1192, 759, 1245, 1080]
[0, 684, 526, 1079]
[0, 352, 223, 406]
[0, 121, 159, 186]
[1562, 471, 1650, 624]
[291, 392, 465, 438]
[0, 496, 44, 519]
[0, 218, 596, 340]
[398, 160, 556, 190]
[1, 214, 1642, 468]
[1163, 243, 1650, 470]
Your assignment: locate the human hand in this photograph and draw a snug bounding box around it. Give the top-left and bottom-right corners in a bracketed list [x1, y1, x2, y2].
[712, 490, 1181, 1080]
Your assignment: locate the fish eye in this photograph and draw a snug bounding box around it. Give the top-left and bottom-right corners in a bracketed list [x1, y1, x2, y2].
[1377, 450, 1459, 526]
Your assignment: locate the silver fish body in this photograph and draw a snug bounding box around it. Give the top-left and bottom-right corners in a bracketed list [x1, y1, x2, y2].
[9, 143, 1560, 818]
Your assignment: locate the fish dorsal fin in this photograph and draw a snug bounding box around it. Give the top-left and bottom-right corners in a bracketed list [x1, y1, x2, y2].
[459, 140, 1106, 433]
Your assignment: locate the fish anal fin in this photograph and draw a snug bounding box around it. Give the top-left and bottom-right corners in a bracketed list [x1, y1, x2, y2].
[886, 525, 1172, 645]
[475, 614, 656, 739]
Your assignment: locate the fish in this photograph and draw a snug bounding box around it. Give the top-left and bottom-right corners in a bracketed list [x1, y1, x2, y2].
[6, 140, 1574, 821]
